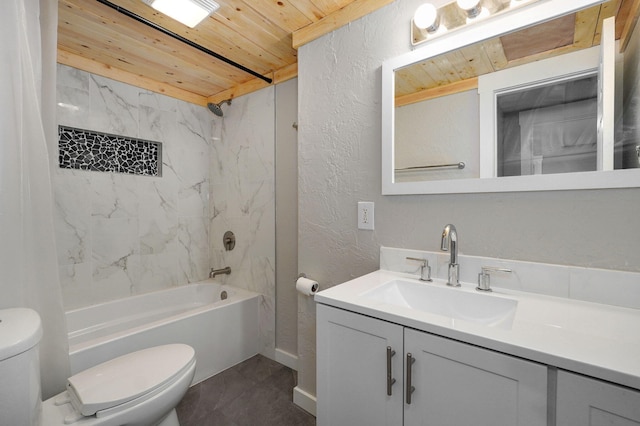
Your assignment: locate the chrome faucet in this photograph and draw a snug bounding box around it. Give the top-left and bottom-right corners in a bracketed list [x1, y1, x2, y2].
[209, 266, 231, 278]
[440, 224, 460, 287]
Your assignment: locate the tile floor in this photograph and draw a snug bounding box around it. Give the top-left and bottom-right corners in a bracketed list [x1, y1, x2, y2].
[176, 355, 316, 426]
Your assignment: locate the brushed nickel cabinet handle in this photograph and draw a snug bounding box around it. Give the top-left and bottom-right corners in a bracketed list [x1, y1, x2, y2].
[386, 346, 396, 396]
[406, 352, 416, 404]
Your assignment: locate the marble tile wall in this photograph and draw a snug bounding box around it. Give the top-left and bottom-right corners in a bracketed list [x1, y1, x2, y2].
[55, 64, 277, 360]
[208, 88, 276, 359]
[55, 64, 214, 309]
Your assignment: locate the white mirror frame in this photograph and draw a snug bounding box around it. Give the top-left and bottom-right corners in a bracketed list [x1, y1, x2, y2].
[382, 0, 640, 195]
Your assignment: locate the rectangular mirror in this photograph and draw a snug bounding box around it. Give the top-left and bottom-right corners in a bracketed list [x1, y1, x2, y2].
[382, 0, 640, 195]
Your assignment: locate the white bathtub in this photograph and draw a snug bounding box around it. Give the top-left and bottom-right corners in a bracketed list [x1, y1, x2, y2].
[66, 280, 260, 384]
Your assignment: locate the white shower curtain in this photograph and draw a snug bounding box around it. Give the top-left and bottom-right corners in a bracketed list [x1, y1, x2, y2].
[0, 0, 70, 398]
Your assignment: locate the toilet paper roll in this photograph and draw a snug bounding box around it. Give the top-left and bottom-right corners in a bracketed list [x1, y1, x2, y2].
[296, 277, 319, 296]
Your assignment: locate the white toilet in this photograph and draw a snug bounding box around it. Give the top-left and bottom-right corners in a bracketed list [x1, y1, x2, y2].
[0, 308, 196, 426]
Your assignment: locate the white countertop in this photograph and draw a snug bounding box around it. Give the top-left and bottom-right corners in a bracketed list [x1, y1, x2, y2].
[315, 269, 640, 391]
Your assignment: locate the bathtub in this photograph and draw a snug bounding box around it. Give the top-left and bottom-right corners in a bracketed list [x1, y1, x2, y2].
[66, 280, 260, 384]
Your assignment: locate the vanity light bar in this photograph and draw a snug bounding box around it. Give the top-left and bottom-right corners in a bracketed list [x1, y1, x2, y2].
[411, 0, 537, 46]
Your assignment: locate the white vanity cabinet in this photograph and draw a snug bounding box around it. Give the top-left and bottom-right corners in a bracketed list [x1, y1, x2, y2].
[316, 304, 403, 426]
[556, 370, 640, 425]
[317, 304, 548, 426]
[404, 328, 547, 426]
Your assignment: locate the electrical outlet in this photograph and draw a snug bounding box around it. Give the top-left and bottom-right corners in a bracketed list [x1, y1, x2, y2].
[358, 201, 374, 230]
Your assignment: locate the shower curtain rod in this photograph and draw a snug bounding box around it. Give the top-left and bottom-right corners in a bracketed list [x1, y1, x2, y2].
[95, 0, 273, 84]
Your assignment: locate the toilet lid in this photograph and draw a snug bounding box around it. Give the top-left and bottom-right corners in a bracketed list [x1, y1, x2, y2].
[66, 344, 195, 416]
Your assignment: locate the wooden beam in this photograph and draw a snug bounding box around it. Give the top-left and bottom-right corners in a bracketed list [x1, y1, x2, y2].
[59, 50, 298, 107]
[57, 49, 209, 106]
[206, 63, 298, 104]
[207, 77, 271, 105]
[274, 62, 299, 83]
[292, 0, 394, 48]
[395, 78, 478, 108]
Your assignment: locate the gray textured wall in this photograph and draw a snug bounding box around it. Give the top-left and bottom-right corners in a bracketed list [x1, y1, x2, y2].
[297, 0, 640, 399]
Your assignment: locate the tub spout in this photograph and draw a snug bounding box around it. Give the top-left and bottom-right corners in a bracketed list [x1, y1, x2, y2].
[210, 266, 231, 278]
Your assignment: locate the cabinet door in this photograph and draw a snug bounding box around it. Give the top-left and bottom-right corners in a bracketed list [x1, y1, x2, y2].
[404, 328, 547, 426]
[557, 370, 640, 425]
[317, 304, 403, 426]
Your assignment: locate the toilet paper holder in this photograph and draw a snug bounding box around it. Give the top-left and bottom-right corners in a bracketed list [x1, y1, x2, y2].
[296, 273, 319, 295]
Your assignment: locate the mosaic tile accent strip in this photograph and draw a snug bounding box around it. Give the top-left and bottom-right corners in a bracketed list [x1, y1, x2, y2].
[58, 126, 162, 177]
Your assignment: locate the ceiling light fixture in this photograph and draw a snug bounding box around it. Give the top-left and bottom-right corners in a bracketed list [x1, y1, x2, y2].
[144, 0, 219, 28]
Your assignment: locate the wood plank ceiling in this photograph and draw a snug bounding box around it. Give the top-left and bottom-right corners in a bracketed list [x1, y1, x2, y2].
[57, 0, 393, 106]
[58, 0, 639, 107]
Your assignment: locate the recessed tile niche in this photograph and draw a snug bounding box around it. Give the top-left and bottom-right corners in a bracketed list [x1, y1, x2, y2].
[58, 125, 162, 177]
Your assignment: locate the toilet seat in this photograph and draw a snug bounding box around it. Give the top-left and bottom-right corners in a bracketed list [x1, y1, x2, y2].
[42, 344, 196, 425]
[66, 344, 195, 417]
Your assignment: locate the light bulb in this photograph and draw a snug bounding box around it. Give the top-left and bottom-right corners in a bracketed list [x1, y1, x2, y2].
[456, 0, 482, 18]
[456, 0, 480, 10]
[414, 3, 439, 33]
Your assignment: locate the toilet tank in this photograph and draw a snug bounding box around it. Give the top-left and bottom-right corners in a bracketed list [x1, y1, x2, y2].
[0, 308, 43, 426]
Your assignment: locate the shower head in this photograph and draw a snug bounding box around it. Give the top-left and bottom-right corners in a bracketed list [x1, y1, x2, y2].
[207, 99, 232, 117]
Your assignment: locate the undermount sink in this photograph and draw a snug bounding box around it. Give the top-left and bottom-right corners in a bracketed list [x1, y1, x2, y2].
[362, 279, 518, 329]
